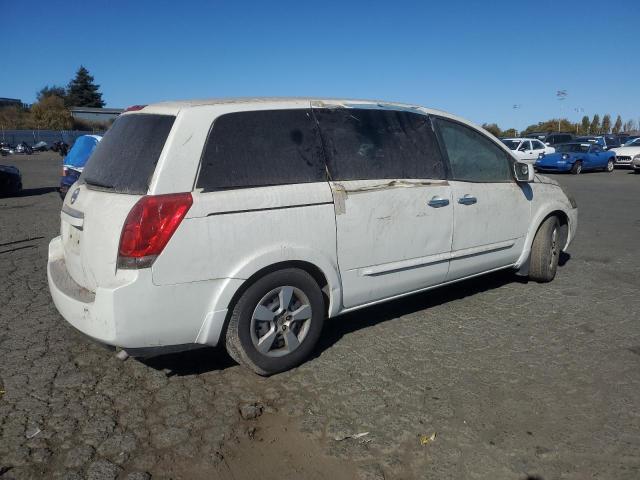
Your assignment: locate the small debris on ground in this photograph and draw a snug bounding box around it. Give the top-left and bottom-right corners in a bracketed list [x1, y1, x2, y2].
[238, 402, 264, 420]
[420, 432, 437, 445]
[25, 427, 41, 439]
[334, 432, 369, 441]
[116, 350, 129, 361]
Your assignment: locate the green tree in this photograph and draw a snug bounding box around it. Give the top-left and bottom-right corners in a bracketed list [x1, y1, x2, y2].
[481, 123, 502, 137]
[613, 115, 623, 134]
[37, 85, 66, 102]
[31, 96, 73, 130]
[580, 115, 590, 134]
[502, 128, 518, 138]
[523, 118, 575, 135]
[590, 114, 600, 134]
[601, 114, 611, 134]
[0, 106, 33, 129]
[623, 119, 636, 132]
[65, 66, 105, 108]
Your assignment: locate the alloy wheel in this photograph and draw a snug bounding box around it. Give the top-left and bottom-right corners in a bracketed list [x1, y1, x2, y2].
[250, 286, 313, 357]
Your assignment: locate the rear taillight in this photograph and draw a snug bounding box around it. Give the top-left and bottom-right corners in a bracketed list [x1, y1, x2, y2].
[62, 166, 68, 176]
[117, 193, 193, 269]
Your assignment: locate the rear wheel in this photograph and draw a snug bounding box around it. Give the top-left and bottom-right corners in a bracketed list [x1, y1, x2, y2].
[606, 158, 615, 172]
[570, 161, 582, 175]
[529, 216, 561, 283]
[225, 268, 325, 375]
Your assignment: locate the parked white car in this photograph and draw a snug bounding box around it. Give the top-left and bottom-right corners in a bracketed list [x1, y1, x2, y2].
[502, 138, 555, 164]
[48, 98, 578, 375]
[610, 139, 640, 168]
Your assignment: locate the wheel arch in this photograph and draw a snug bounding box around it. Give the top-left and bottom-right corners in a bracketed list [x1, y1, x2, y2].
[194, 248, 343, 347]
[516, 205, 571, 269]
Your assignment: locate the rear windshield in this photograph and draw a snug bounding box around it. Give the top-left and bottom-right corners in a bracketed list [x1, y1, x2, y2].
[81, 114, 175, 194]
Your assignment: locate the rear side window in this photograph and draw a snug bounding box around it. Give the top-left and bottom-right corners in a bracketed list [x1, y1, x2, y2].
[197, 109, 326, 191]
[435, 118, 513, 182]
[314, 108, 446, 181]
[82, 114, 175, 194]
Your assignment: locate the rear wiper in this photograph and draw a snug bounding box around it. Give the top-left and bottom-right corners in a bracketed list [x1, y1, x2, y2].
[83, 178, 115, 190]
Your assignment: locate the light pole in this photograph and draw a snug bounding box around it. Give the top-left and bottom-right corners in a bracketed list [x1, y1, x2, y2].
[574, 107, 584, 134]
[512, 104, 521, 136]
[557, 90, 568, 131]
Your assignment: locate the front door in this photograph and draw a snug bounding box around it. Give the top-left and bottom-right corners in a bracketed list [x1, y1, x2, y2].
[434, 117, 531, 280]
[313, 105, 454, 308]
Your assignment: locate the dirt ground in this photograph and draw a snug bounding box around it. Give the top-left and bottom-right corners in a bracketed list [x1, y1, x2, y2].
[1, 151, 639, 479]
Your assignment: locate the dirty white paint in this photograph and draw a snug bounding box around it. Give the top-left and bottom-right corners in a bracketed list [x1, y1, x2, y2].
[331, 179, 453, 308]
[47, 98, 578, 352]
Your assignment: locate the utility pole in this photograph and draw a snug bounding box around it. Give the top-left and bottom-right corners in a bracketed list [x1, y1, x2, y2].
[557, 90, 568, 131]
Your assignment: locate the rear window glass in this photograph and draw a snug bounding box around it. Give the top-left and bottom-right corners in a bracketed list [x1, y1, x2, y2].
[81, 114, 175, 194]
[197, 109, 326, 191]
[314, 108, 446, 181]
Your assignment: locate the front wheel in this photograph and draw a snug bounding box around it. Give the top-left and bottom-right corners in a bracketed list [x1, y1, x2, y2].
[225, 268, 325, 375]
[529, 216, 561, 283]
[570, 161, 582, 175]
[606, 158, 615, 172]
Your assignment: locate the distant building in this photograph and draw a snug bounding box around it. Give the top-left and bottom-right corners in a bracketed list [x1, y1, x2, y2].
[0, 97, 24, 108]
[69, 107, 123, 124]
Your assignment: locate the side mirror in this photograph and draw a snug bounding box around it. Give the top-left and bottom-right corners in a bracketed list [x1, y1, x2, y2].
[514, 162, 535, 182]
[545, 142, 551, 146]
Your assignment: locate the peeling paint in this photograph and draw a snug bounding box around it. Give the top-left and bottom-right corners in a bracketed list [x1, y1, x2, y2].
[344, 179, 448, 195]
[332, 183, 347, 215]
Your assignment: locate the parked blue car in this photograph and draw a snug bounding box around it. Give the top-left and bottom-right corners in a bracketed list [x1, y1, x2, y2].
[59, 135, 102, 199]
[535, 142, 615, 174]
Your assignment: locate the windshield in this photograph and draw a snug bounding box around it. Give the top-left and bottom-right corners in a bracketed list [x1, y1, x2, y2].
[63, 135, 100, 169]
[81, 114, 175, 194]
[624, 138, 640, 146]
[501, 139, 521, 150]
[557, 144, 589, 153]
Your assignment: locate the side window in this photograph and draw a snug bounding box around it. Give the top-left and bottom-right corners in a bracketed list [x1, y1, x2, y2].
[518, 140, 531, 151]
[533, 140, 545, 150]
[591, 145, 602, 153]
[434, 118, 513, 182]
[197, 109, 326, 191]
[313, 108, 446, 181]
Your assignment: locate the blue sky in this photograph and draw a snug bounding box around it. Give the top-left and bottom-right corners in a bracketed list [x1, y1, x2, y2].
[2, 0, 638, 130]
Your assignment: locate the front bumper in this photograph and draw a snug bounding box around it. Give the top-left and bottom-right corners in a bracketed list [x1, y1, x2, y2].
[566, 207, 578, 250]
[47, 236, 231, 350]
[535, 161, 573, 172]
[614, 156, 633, 166]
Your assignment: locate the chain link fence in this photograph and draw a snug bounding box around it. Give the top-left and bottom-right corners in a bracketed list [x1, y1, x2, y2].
[0, 129, 106, 147]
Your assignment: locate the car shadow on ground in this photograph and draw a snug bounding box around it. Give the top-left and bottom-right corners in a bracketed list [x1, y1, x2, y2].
[140, 345, 236, 376]
[15, 187, 59, 197]
[140, 254, 573, 376]
[312, 269, 524, 360]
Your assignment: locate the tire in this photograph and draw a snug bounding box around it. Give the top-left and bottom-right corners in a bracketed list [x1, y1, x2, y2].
[225, 268, 325, 375]
[570, 161, 582, 174]
[529, 216, 561, 283]
[634, 169, 640, 174]
[606, 158, 614, 172]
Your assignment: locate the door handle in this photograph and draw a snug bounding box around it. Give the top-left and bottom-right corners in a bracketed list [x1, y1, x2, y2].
[428, 196, 449, 208]
[458, 194, 477, 205]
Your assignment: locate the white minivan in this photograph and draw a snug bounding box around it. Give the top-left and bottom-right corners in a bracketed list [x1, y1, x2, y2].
[48, 98, 578, 375]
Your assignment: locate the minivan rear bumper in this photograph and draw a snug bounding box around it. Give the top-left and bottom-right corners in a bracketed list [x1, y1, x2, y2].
[47, 235, 231, 351]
